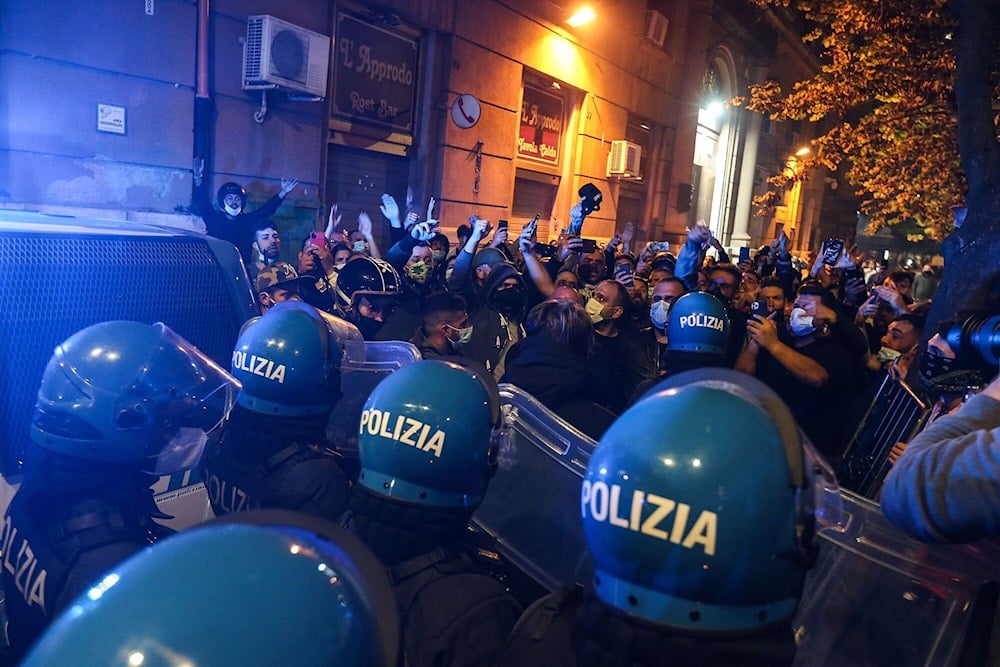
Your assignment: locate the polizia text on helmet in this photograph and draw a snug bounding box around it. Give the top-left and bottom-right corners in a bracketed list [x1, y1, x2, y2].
[232, 350, 286, 384]
[581, 481, 717, 556]
[360, 409, 446, 458]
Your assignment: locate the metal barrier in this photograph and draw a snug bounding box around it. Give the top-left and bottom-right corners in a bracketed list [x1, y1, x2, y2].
[839, 375, 930, 499]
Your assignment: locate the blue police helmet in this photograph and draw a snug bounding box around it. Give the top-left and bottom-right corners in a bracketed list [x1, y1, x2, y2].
[582, 368, 813, 632]
[665, 291, 730, 354]
[23, 510, 400, 666]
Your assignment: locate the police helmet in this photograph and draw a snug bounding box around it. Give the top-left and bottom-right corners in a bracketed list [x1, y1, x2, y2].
[666, 291, 730, 354]
[216, 181, 246, 210]
[23, 510, 400, 667]
[30, 321, 239, 474]
[334, 256, 402, 311]
[357, 360, 503, 509]
[233, 301, 366, 416]
[582, 368, 813, 632]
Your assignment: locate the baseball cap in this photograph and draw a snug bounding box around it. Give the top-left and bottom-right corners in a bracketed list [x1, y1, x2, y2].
[255, 262, 311, 293]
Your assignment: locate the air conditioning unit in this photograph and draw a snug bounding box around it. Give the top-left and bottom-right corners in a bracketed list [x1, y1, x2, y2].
[646, 10, 669, 47]
[243, 15, 331, 98]
[607, 140, 642, 177]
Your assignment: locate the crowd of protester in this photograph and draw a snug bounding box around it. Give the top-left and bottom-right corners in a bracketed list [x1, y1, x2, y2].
[244, 182, 944, 458]
[12, 179, 995, 667]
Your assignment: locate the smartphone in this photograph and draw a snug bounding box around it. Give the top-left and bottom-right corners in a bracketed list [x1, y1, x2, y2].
[309, 231, 327, 245]
[534, 243, 557, 258]
[822, 238, 844, 265]
[649, 241, 672, 253]
[750, 299, 768, 319]
[580, 238, 598, 254]
[615, 260, 632, 275]
[498, 219, 509, 231]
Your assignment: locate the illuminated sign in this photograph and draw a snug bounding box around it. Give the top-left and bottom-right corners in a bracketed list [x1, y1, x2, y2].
[518, 85, 563, 166]
[333, 13, 418, 132]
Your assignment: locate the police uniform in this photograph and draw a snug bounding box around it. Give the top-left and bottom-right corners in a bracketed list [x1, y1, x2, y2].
[502, 585, 796, 667]
[202, 421, 351, 521]
[3, 320, 241, 662]
[2, 483, 170, 661]
[352, 360, 523, 667]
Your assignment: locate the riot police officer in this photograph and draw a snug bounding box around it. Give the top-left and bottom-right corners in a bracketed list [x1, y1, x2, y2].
[2, 321, 239, 660]
[22, 510, 400, 666]
[350, 359, 521, 667]
[502, 368, 816, 666]
[201, 300, 366, 522]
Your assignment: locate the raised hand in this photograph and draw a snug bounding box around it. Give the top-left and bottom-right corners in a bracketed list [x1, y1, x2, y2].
[357, 211, 373, 238]
[379, 194, 401, 226]
[280, 177, 299, 198]
[326, 204, 342, 237]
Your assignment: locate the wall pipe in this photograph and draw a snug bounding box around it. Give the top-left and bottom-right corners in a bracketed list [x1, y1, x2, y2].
[192, 0, 212, 198]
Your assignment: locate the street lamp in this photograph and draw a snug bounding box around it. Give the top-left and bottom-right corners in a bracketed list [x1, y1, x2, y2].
[567, 6, 595, 27]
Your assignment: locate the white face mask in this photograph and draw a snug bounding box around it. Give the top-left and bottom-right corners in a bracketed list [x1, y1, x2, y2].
[788, 307, 816, 337]
[352, 240, 368, 254]
[224, 204, 242, 217]
[584, 297, 606, 324]
[650, 300, 670, 330]
[877, 346, 903, 364]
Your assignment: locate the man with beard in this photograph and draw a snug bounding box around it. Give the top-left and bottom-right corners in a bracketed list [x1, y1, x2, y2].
[193, 177, 298, 268]
[737, 284, 861, 458]
[249, 220, 282, 280]
[586, 279, 659, 414]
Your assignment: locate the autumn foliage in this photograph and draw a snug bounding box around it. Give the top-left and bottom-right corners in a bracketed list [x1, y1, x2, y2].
[739, 0, 964, 240]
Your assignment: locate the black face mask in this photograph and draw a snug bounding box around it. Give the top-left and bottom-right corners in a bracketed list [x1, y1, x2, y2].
[354, 315, 384, 341]
[918, 347, 991, 399]
[490, 287, 525, 316]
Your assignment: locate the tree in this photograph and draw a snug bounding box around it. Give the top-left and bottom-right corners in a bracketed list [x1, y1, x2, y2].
[744, 0, 1000, 328]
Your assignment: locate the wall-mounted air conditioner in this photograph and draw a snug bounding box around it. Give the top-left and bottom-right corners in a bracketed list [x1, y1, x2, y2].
[607, 140, 642, 177]
[646, 10, 669, 47]
[243, 15, 331, 98]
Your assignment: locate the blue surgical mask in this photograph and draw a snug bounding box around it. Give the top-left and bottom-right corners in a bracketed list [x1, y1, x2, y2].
[352, 240, 367, 253]
[789, 307, 816, 337]
[650, 301, 670, 330]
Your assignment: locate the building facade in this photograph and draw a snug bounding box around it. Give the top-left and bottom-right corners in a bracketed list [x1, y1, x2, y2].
[1, 0, 833, 260]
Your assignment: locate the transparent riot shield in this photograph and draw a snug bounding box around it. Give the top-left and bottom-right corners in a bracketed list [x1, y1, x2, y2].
[471, 383, 598, 593]
[324, 341, 421, 468]
[792, 489, 1000, 666]
[154, 341, 420, 529]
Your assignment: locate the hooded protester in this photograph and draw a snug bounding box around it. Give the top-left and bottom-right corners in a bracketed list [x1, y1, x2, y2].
[462, 261, 527, 379]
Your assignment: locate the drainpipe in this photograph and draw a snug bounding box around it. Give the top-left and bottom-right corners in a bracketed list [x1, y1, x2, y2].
[192, 0, 212, 202]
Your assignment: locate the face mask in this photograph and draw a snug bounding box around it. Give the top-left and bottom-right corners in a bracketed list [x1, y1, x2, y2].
[650, 301, 670, 330]
[919, 346, 955, 384]
[446, 324, 474, 346]
[354, 315, 384, 340]
[491, 287, 525, 315]
[334, 260, 347, 271]
[876, 346, 903, 364]
[224, 204, 242, 217]
[352, 240, 368, 253]
[149, 427, 209, 475]
[584, 297, 606, 324]
[432, 249, 447, 264]
[788, 307, 816, 337]
[405, 260, 429, 284]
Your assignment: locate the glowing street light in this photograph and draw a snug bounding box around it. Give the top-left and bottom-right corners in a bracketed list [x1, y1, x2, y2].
[567, 6, 595, 27]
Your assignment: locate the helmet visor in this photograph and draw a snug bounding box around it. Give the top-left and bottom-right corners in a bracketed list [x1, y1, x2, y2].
[140, 324, 241, 474]
[317, 310, 367, 370]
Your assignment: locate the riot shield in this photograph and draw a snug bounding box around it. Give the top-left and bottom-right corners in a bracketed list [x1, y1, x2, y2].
[154, 341, 420, 529]
[471, 383, 598, 592]
[793, 489, 1000, 666]
[325, 341, 421, 467]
